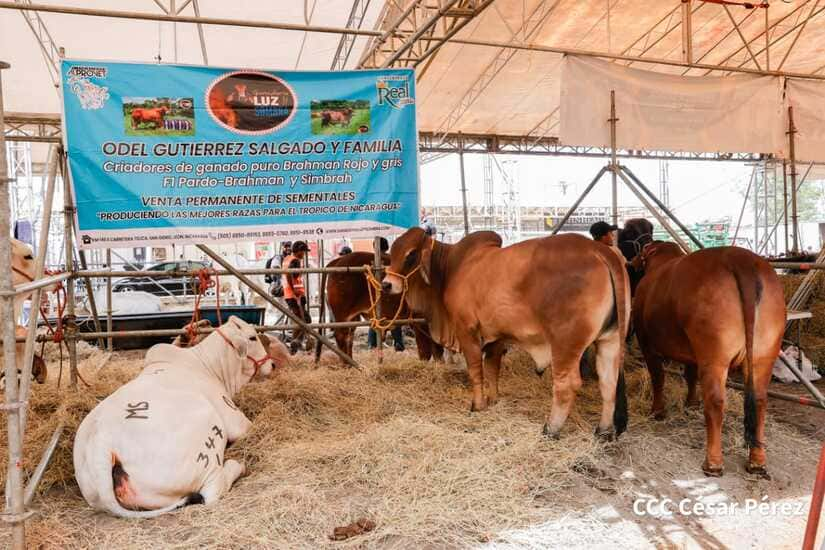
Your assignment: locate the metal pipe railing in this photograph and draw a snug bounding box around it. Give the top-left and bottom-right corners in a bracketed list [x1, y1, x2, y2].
[75, 266, 371, 278]
[20, 319, 427, 343]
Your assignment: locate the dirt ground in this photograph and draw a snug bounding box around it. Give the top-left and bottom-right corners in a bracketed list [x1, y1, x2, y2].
[0, 336, 823, 549]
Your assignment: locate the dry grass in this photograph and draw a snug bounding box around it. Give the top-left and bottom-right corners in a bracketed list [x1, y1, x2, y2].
[0, 338, 818, 549]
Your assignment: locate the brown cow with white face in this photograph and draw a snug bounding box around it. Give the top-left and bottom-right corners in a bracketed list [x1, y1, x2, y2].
[632, 242, 785, 478]
[383, 229, 631, 440]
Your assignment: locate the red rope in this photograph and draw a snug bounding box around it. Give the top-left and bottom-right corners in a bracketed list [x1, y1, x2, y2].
[185, 268, 222, 346]
[698, 0, 769, 8]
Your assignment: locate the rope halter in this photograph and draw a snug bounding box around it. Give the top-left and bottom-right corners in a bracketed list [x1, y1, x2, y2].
[364, 236, 434, 332]
[214, 327, 270, 381]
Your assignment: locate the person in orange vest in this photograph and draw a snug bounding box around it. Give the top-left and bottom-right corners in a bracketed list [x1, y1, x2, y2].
[282, 241, 312, 354]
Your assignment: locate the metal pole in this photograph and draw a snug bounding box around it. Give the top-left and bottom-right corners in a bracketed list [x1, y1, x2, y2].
[783, 159, 789, 254]
[458, 134, 470, 236]
[550, 166, 608, 234]
[615, 168, 692, 253]
[0, 60, 27, 550]
[22, 422, 63, 506]
[372, 236, 384, 359]
[681, 0, 693, 64]
[61, 152, 78, 387]
[789, 106, 800, 253]
[105, 248, 112, 351]
[76, 249, 104, 348]
[171, 0, 177, 63]
[620, 165, 704, 249]
[609, 90, 618, 226]
[731, 165, 756, 245]
[196, 244, 358, 368]
[765, 2, 770, 71]
[19, 145, 58, 437]
[8, 2, 825, 81]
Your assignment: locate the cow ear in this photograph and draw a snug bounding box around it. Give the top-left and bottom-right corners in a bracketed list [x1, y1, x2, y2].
[229, 326, 249, 359]
[420, 245, 432, 286]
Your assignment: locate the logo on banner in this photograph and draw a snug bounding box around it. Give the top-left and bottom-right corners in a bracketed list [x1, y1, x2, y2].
[376, 75, 413, 109]
[67, 66, 110, 110]
[206, 71, 297, 135]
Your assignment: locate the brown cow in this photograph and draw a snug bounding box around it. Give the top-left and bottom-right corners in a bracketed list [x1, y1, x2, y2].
[316, 251, 443, 366]
[208, 89, 239, 129]
[632, 242, 785, 477]
[131, 106, 169, 129]
[383, 229, 631, 439]
[321, 108, 354, 127]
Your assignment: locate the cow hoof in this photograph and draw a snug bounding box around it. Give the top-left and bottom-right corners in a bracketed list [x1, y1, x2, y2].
[651, 409, 666, 421]
[469, 399, 488, 412]
[542, 424, 560, 440]
[594, 427, 615, 442]
[702, 461, 724, 477]
[745, 463, 771, 480]
[535, 368, 546, 377]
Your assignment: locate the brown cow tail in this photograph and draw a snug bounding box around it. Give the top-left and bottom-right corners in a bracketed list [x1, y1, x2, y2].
[599, 249, 630, 437]
[314, 270, 329, 364]
[733, 265, 762, 449]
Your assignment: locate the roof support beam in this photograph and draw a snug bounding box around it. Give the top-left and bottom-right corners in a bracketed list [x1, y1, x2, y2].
[428, 0, 560, 143]
[358, 0, 494, 70]
[777, 0, 821, 71]
[723, 4, 761, 69]
[682, 0, 694, 63]
[13, 0, 61, 93]
[330, 0, 372, 70]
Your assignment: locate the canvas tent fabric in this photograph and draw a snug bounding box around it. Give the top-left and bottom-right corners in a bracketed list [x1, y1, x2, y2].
[785, 79, 825, 164]
[3, 0, 825, 153]
[558, 55, 784, 154]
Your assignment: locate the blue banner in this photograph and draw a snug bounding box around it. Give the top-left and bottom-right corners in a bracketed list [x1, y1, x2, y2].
[60, 60, 419, 249]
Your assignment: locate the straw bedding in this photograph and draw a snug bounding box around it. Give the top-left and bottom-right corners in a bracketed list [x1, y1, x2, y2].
[0, 339, 819, 549]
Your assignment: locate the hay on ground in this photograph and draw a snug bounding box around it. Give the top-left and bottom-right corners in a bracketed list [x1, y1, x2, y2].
[0, 342, 818, 549]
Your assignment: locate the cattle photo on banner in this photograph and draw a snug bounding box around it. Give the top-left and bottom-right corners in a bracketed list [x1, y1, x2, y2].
[60, 61, 419, 249]
[559, 55, 784, 155]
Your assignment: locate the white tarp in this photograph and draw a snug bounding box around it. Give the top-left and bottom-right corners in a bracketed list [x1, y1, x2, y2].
[785, 79, 825, 163]
[559, 55, 784, 154]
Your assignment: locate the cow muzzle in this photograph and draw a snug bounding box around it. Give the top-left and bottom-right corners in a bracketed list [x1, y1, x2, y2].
[382, 274, 403, 295]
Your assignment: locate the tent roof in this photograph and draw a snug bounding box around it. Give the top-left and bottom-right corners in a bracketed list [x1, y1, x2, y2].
[2, 0, 825, 140]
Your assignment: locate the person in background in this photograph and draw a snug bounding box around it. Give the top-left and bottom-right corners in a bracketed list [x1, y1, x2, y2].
[282, 241, 312, 354]
[265, 242, 290, 298]
[420, 209, 437, 237]
[368, 237, 404, 352]
[339, 246, 353, 256]
[589, 221, 619, 246]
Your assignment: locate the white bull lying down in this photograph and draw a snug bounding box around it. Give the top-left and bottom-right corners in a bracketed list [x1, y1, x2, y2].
[73, 316, 273, 518]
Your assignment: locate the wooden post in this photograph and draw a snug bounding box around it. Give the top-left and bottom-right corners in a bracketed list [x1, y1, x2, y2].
[609, 90, 618, 226]
[783, 159, 789, 254]
[0, 59, 27, 550]
[458, 133, 470, 236]
[789, 106, 800, 253]
[373, 236, 384, 361]
[106, 248, 112, 351]
[61, 153, 79, 387]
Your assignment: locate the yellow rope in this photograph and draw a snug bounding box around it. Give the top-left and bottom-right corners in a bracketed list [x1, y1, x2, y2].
[364, 237, 434, 333]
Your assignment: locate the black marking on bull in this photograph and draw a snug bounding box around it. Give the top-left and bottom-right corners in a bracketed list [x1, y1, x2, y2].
[196, 452, 209, 468]
[212, 425, 224, 439]
[185, 492, 205, 506]
[222, 395, 239, 410]
[215, 454, 222, 466]
[205, 436, 215, 450]
[755, 276, 763, 305]
[152, 369, 165, 375]
[125, 401, 149, 420]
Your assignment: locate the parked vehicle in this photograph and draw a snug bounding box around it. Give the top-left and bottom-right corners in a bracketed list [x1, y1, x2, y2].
[111, 260, 212, 297]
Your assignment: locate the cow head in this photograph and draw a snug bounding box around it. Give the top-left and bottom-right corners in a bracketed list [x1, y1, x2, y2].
[224, 316, 273, 381]
[638, 241, 686, 273]
[11, 239, 36, 286]
[383, 228, 432, 295]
